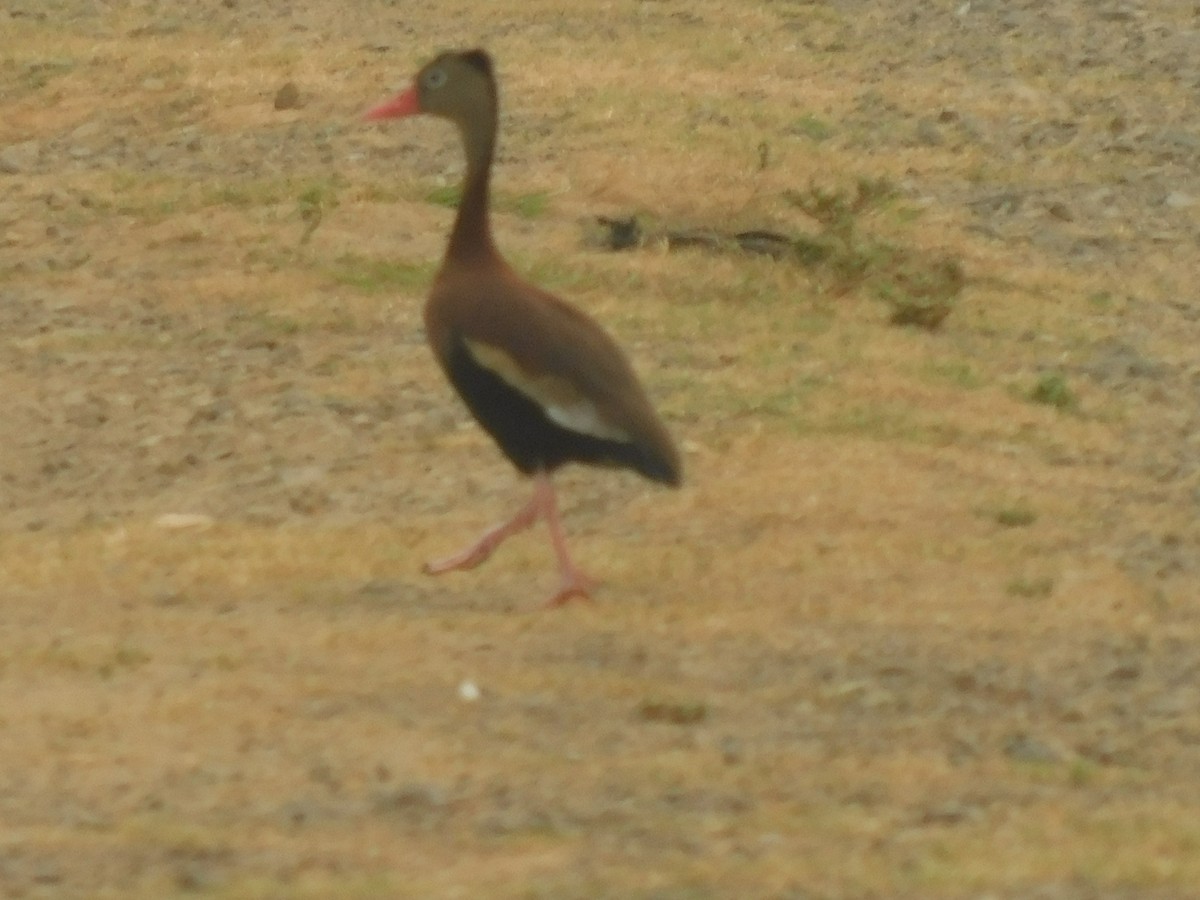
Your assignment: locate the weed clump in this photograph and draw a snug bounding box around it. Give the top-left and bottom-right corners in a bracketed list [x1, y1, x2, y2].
[1030, 373, 1076, 410]
[591, 176, 965, 329]
[785, 179, 963, 329]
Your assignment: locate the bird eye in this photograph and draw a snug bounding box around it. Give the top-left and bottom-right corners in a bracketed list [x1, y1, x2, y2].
[423, 68, 447, 90]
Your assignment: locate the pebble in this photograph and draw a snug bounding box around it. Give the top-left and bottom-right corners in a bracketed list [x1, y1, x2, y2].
[1046, 202, 1073, 221]
[70, 120, 103, 141]
[371, 782, 448, 820]
[154, 512, 216, 530]
[1081, 338, 1165, 382]
[919, 801, 980, 825]
[279, 465, 326, 486]
[458, 679, 481, 702]
[0, 140, 41, 174]
[274, 81, 302, 110]
[31, 862, 63, 884]
[1164, 191, 1194, 209]
[1003, 732, 1064, 764]
[288, 485, 330, 515]
[175, 861, 223, 892]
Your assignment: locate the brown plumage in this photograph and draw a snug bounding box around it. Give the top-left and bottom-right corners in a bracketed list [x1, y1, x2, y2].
[366, 49, 680, 606]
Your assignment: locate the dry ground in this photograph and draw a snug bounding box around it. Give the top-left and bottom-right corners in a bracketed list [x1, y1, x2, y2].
[2, 1, 1200, 897]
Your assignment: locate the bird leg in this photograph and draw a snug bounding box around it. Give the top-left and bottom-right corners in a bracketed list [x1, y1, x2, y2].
[423, 489, 541, 574]
[536, 473, 597, 607]
[423, 472, 596, 606]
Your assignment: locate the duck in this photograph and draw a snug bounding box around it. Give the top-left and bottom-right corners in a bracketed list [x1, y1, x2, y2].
[365, 49, 680, 607]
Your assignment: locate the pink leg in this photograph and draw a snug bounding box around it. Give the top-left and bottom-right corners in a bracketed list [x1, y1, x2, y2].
[423, 472, 597, 607]
[535, 474, 597, 607]
[423, 490, 540, 574]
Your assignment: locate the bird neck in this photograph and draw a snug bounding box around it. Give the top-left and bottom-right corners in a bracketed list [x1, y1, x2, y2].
[446, 111, 499, 265]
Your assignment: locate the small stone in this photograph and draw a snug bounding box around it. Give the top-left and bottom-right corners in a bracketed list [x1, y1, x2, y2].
[154, 512, 216, 530]
[1004, 732, 1064, 764]
[274, 81, 302, 111]
[64, 392, 109, 427]
[175, 861, 222, 892]
[279, 798, 326, 827]
[1105, 660, 1142, 682]
[0, 140, 41, 174]
[70, 120, 103, 141]
[719, 736, 742, 765]
[279, 465, 326, 486]
[1082, 338, 1165, 382]
[371, 783, 447, 821]
[288, 486, 330, 516]
[1161, 130, 1200, 153]
[32, 862, 63, 884]
[638, 698, 708, 724]
[1046, 202, 1073, 221]
[592, 215, 641, 251]
[187, 402, 230, 426]
[458, 680, 481, 702]
[919, 801, 978, 825]
[1164, 191, 1195, 209]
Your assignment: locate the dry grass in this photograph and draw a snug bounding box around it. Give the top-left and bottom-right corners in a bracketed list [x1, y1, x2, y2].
[2, 1, 1199, 897]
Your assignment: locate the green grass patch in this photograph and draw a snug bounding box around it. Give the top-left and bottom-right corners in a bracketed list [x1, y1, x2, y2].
[326, 253, 435, 294]
[992, 504, 1037, 527]
[426, 185, 551, 219]
[297, 183, 339, 244]
[786, 179, 964, 326]
[207, 176, 342, 211]
[510, 190, 550, 219]
[813, 402, 961, 445]
[790, 113, 835, 142]
[20, 57, 77, 91]
[425, 184, 460, 208]
[639, 698, 708, 724]
[1029, 372, 1076, 410]
[786, 177, 899, 225]
[588, 175, 962, 325]
[100, 173, 347, 224]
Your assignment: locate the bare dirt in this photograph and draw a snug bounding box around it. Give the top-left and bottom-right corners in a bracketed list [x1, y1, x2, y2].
[2, 1, 1199, 898]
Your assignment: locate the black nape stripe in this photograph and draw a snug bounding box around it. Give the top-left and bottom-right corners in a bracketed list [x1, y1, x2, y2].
[460, 49, 494, 79]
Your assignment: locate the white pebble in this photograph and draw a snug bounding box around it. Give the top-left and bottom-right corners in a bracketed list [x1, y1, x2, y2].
[153, 512, 216, 530]
[457, 680, 481, 702]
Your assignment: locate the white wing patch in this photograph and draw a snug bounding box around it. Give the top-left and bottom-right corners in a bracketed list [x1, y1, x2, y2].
[465, 338, 630, 443]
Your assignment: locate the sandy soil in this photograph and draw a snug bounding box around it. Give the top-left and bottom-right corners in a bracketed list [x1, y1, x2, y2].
[2, 1, 1199, 897]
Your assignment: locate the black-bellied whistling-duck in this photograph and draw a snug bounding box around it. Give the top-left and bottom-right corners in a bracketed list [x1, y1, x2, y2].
[366, 49, 681, 607]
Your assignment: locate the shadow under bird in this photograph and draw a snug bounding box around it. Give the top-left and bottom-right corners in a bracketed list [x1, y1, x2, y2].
[365, 49, 681, 607]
